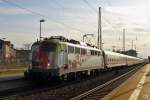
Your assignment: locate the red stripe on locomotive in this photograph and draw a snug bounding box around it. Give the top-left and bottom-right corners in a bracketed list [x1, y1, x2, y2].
[39, 51, 48, 69]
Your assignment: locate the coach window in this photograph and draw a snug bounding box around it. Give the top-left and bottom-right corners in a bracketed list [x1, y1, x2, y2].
[95, 51, 98, 55]
[98, 51, 101, 56]
[91, 50, 93, 55]
[94, 51, 96, 55]
[85, 49, 87, 55]
[91, 50, 94, 55]
[108, 58, 110, 62]
[93, 51, 95, 55]
[93, 51, 96, 55]
[94, 51, 97, 55]
[75, 47, 80, 54]
[68, 46, 74, 53]
[81, 48, 87, 55]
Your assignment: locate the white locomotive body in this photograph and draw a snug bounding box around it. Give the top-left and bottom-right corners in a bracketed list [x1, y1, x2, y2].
[59, 42, 104, 76]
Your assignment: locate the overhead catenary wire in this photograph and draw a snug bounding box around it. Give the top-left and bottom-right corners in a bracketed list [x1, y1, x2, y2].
[82, 0, 119, 34]
[52, 0, 65, 9]
[100, 0, 142, 40]
[82, 0, 127, 50]
[2, 0, 124, 39]
[1, 0, 85, 34]
[50, 0, 100, 44]
[51, 0, 101, 44]
[83, 0, 98, 13]
[100, 0, 125, 27]
[52, 0, 98, 29]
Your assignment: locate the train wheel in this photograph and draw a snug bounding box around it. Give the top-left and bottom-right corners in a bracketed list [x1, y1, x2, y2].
[67, 72, 76, 81]
[51, 76, 61, 83]
[90, 70, 94, 77]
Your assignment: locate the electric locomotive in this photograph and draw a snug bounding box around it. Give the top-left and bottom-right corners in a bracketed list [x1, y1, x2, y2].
[24, 36, 104, 80]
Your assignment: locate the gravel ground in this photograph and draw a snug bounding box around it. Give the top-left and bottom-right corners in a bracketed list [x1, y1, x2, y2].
[0, 64, 27, 70]
[0, 64, 27, 77]
[2, 67, 134, 100]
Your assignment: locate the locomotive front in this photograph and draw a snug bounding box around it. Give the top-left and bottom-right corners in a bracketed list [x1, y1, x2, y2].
[24, 40, 59, 80]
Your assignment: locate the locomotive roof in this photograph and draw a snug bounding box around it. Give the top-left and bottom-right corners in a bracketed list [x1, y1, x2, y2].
[32, 38, 101, 52]
[41, 36, 100, 51]
[105, 50, 142, 60]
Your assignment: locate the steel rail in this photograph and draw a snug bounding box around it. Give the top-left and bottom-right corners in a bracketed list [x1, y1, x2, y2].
[0, 76, 24, 83]
[71, 64, 144, 100]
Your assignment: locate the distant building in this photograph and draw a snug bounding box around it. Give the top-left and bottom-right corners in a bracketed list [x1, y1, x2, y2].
[0, 39, 31, 65]
[124, 49, 137, 57]
[0, 39, 4, 63]
[116, 49, 137, 57]
[15, 49, 31, 64]
[0, 39, 16, 64]
[148, 56, 150, 63]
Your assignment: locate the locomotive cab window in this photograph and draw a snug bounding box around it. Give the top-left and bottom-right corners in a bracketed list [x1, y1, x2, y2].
[31, 43, 39, 52]
[31, 43, 39, 61]
[40, 42, 57, 52]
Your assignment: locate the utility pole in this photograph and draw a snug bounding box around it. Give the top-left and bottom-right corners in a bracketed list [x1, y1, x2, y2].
[83, 34, 94, 42]
[131, 40, 133, 49]
[123, 29, 125, 51]
[131, 36, 137, 50]
[98, 7, 102, 49]
[39, 19, 45, 41]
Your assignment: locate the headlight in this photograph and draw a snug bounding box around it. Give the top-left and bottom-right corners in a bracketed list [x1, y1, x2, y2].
[48, 63, 51, 68]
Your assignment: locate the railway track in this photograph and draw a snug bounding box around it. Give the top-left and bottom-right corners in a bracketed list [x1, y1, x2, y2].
[71, 64, 144, 100]
[0, 64, 145, 100]
[0, 75, 24, 82]
[0, 78, 84, 99]
[0, 77, 33, 98]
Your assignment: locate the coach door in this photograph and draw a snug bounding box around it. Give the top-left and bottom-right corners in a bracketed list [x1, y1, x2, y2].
[102, 50, 107, 69]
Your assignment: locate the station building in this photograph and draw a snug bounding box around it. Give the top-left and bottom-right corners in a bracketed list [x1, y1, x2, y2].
[0, 39, 31, 65]
[0, 39, 16, 64]
[116, 49, 137, 57]
[15, 49, 30, 65]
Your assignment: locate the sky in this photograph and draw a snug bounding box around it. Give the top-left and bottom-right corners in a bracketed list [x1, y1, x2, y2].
[0, 0, 150, 58]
